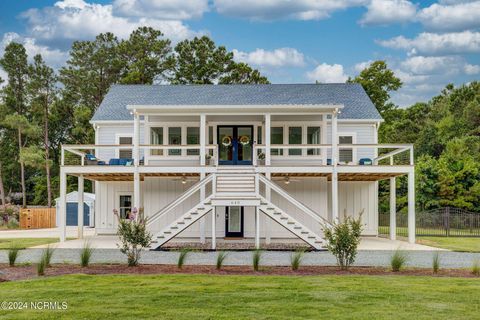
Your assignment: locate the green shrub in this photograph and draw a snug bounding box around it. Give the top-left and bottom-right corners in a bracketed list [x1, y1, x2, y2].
[177, 249, 190, 269]
[391, 249, 408, 272]
[252, 250, 262, 271]
[7, 217, 19, 229]
[80, 241, 94, 267]
[432, 252, 440, 274]
[472, 259, 480, 276]
[323, 211, 363, 270]
[42, 245, 55, 267]
[8, 245, 20, 267]
[290, 249, 305, 271]
[216, 251, 228, 270]
[114, 208, 152, 267]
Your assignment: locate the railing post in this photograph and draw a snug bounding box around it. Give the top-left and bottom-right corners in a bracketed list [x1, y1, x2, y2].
[78, 175, 84, 239]
[265, 113, 271, 166]
[211, 206, 216, 250]
[200, 114, 206, 166]
[133, 111, 140, 166]
[331, 110, 339, 223]
[389, 176, 396, 240]
[200, 172, 206, 244]
[407, 170, 415, 244]
[59, 169, 67, 242]
[255, 206, 260, 249]
[61, 147, 65, 166]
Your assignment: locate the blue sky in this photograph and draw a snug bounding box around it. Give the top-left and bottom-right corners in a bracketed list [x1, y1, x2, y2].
[0, 0, 479, 107]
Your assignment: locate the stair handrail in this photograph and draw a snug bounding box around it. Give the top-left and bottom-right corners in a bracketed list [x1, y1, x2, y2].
[258, 174, 332, 228]
[147, 174, 215, 227]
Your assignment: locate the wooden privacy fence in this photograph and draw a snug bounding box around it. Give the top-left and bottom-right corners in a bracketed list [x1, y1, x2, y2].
[379, 207, 480, 237]
[19, 208, 56, 229]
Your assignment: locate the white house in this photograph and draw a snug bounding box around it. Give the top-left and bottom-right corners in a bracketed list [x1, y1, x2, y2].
[58, 84, 415, 249]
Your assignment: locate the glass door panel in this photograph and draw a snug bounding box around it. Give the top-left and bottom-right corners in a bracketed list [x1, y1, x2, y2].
[218, 127, 234, 164]
[237, 126, 253, 164]
[225, 206, 244, 237]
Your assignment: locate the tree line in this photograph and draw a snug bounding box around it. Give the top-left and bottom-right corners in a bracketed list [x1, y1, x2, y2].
[0, 27, 478, 214]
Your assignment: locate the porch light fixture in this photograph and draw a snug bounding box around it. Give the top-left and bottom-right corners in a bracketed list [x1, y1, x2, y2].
[284, 177, 290, 185]
[181, 176, 187, 184]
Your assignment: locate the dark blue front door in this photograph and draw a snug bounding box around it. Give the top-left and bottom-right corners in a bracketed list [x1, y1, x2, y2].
[218, 126, 253, 165]
[66, 202, 89, 226]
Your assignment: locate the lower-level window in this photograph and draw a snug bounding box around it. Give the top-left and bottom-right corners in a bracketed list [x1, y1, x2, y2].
[119, 195, 132, 219]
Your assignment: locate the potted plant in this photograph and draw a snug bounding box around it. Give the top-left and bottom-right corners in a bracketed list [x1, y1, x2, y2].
[257, 152, 266, 165]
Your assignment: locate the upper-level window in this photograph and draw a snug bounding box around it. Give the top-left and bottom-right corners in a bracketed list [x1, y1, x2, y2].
[187, 127, 200, 155]
[118, 136, 132, 159]
[150, 127, 163, 156]
[271, 127, 283, 156]
[307, 127, 321, 155]
[288, 127, 302, 156]
[168, 127, 182, 156]
[339, 135, 354, 163]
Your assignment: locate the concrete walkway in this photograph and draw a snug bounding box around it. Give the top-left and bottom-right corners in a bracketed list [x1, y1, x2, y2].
[0, 248, 478, 269]
[0, 227, 94, 239]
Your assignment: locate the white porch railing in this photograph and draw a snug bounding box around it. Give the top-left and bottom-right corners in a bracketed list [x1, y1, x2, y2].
[61, 143, 413, 167]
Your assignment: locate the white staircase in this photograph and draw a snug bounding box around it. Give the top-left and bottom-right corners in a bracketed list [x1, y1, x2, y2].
[147, 169, 332, 250]
[150, 197, 213, 249]
[258, 197, 327, 249]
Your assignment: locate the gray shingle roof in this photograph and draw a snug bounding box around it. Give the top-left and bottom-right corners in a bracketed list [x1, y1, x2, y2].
[91, 83, 382, 121]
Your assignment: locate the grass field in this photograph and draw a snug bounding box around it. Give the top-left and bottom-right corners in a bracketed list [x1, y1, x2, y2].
[0, 238, 60, 249]
[417, 237, 480, 252]
[0, 274, 479, 319]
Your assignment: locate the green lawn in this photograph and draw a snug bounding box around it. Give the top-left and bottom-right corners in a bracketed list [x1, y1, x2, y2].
[418, 237, 480, 252]
[0, 238, 60, 249]
[1, 274, 480, 319]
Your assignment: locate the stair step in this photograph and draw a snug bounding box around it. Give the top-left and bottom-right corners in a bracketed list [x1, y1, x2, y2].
[287, 221, 295, 224]
[164, 231, 171, 234]
[184, 217, 192, 220]
[294, 226, 302, 229]
[273, 212, 281, 215]
[171, 226, 178, 230]
[280, 217, 288, 220]
[178, 221, 185, 225]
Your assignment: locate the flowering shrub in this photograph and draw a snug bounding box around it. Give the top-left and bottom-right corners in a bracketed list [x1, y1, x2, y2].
[114, 207, 152, 266]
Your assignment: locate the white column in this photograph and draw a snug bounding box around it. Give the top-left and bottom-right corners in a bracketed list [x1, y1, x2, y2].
[265, 172, 271, 244]
[59, 170, 67, 242]
[322, 114, 328, 164]
[211, 207, 216, 250]
[389, 177, 396, 240]
[133, 171, 140, 210]
[331, 111, 339, 223]
[265, 114, 271, 166]
[408, 171, 416, 244]
[199, 172, 206, 244]
[133, 111, 140, 166]
[255, 206, 260, 249]
[200, 114, 206, 166]
[77, 175, 84, 239]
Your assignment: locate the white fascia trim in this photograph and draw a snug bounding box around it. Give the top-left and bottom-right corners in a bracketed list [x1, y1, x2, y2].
[126, 104, 344, 113]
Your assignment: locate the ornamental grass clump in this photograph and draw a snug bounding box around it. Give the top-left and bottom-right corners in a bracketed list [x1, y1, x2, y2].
[80, 241, 94, 267]
[323, 211, 363, 270]
[37, 257, 46, 276]
[8, 245, 20, 267]
[114, 208, 152, 267]
[432, 252, 440, 274]
[252, 249, 262, 271]
[391, 249, 408, 272]
[216, 251, 228, 270]
[43, 245, 55, 267]
[177, 249, 190, 269]
[472, 259, 480, 276]
[290, 249, 305, 271]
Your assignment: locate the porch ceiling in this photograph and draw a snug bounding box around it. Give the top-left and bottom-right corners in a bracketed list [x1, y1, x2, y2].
[73, 172, 403, 182]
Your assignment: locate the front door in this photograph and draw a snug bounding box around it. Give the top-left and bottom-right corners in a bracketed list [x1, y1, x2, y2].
[225, 206, 244, 237]
[218, 126, 253, 165]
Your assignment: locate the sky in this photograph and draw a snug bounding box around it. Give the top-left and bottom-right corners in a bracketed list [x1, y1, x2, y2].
[0, 0, 479, 107]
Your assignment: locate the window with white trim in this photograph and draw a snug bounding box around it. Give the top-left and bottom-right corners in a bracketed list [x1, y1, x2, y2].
[150, 127, 163, 156]
[118, 136, 132, 159]
[119, 195, 132, 219]
[270, 127, 283, 156]
[307, 126, 321, 155]
[339, 135, 354, 163]
[168, 127, 182, 156]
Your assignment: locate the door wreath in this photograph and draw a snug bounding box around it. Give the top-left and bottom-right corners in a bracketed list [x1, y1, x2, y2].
[221, 135, 232, 147]
[239, 135, 250, 145]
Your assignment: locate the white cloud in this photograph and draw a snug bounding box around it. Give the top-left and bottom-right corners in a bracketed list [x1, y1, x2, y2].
[214, 0, 366, 21]
[464, 64, 480, 75]
[400, 56, 464, 75]
[353, 60, 373, 72]
[306, 63, 348, 83]
[417, 1, 480, 31]
[378, 31, 480, 55]
[359, 0, 417, 25]
[1, 32, 68, 69]
[112, 0, 209, 20]
[233, 48, 305, 67]
[21, 0, 202, 44]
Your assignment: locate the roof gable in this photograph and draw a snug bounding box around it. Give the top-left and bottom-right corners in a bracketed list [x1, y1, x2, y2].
[91, 83, 382, 121]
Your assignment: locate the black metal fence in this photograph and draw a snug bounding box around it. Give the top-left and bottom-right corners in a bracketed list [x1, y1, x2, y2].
[379, 207, 480, 237]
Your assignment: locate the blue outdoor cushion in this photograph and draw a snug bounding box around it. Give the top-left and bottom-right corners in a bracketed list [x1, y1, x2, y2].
[85, 154, 97, 161]
[359, 158, 373, 165]
[109, 158, 120, 165]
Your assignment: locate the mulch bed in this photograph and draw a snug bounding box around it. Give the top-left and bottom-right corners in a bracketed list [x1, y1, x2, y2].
[0, 264, 478, 281]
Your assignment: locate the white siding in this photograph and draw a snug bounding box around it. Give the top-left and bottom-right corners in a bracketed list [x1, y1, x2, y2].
[95, 123, 144, 162]
[327, 122, 377, 162]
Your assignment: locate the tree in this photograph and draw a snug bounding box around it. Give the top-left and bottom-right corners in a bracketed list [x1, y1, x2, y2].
[171, 36, 268, 85]
[348, 60, 402, 115]
[119, 27, 174, 84]
[219, 62, 269, 84]
[0, 42, 31, 207]
[28, 54, 58, 207]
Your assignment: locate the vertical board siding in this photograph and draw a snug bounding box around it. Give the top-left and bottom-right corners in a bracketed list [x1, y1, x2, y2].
[96, 125, 144, 162]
